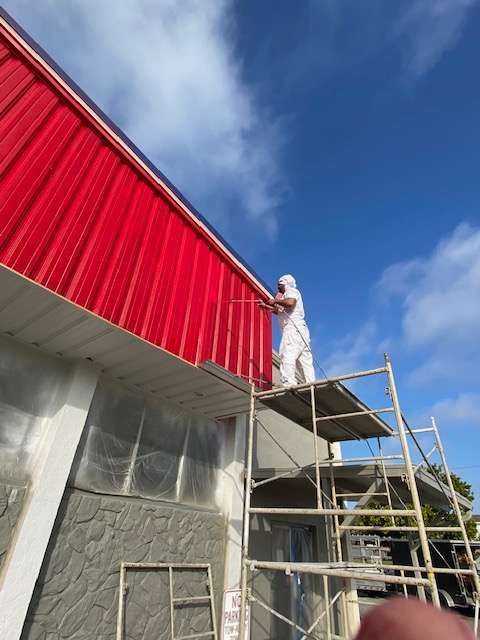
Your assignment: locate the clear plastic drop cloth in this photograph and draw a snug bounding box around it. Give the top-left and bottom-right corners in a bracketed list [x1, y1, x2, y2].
[0, 336, 71, 482]
[70, 376, 225, 509]
[130, 401, 189, 502]
[69, 379, 144, 494]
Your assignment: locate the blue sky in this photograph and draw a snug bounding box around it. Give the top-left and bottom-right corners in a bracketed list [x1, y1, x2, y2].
[5, 0, 480, 508]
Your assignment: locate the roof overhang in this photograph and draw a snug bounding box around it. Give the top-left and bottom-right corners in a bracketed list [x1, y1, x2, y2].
[252, 464, 471, 512]
[0, 264, 252, 420]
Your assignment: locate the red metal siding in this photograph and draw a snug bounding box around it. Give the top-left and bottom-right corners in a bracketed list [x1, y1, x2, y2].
[0, 22, 272, 387]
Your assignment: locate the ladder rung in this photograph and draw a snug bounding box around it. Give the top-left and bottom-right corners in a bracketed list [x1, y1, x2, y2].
[173, 596, 212, 604]
[391, 428, 435, 436]
[175, 633, 215, 640]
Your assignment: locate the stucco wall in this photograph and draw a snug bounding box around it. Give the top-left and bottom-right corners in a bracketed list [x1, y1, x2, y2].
[253, 407, 329, 471]
[0, 482, 27, 571]
[21, 489, 226, 640]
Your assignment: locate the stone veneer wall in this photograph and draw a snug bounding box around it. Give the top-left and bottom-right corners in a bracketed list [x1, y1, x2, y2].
[0, 482, 27, 571]
[21, 489, 226, 640]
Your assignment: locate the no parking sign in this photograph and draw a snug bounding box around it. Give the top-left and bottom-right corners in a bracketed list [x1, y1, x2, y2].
[222, 590, 250, 639]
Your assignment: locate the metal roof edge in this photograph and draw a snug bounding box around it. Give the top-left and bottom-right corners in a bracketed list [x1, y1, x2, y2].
[0, 7, 272, 296]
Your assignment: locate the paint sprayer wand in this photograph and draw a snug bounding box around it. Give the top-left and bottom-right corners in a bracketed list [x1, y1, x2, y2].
[229, 299, 264, 303]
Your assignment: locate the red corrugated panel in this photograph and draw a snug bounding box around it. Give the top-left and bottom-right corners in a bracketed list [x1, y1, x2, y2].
[0, 20, 272, 387]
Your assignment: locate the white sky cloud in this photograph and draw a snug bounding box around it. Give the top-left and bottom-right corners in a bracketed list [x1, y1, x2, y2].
[321, 321, 379, 377]
[5, 0, 283, 235]
[378, 223, 480, 385]
[381, 223, 480, 347]
[430, 392, 480, 426]
[376, 259, 424, 300]
[395, 0, 477, 77]
[323, 223, 480, 391]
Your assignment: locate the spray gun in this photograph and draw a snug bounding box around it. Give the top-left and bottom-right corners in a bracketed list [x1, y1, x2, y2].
[229, 299, 264, 303]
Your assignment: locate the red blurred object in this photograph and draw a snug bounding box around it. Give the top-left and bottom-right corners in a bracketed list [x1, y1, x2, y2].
[0, 15, 272, 387]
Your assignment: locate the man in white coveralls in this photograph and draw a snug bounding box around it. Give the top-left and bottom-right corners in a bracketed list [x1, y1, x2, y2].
[260, 274, 315, 386]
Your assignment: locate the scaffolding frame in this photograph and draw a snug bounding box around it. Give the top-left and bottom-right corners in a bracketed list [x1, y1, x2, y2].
[116, 562, 218, 640]
[238, 354, 480, 639]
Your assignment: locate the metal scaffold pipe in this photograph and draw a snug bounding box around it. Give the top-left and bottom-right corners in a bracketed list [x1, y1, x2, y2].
[384, 353, 440, 607]
[238, 386, 255, 640]
[239, 355, 475, 639]
[339, 525, 462, 532]
[253, 366, 388, 398]
[431, 416, 480, 635]
[247, 560, 431, 587]
[249, 507, 417, 517]
[310, 384, 323, 510]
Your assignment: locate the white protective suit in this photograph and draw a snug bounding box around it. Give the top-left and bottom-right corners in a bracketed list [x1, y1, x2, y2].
[276, 274, 315, 386]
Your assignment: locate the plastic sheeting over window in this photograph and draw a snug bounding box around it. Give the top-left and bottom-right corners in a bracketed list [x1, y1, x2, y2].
[0, 335, 70, 482]
[69, 378, 225, 509]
